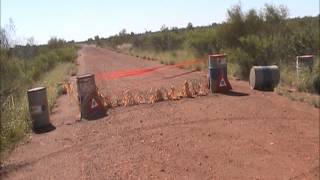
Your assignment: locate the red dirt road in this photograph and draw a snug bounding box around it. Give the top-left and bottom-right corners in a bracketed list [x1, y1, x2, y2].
[1, 45, 319, 179]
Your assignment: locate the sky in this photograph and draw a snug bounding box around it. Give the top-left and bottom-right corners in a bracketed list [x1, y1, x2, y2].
[1, 0, 319, 45]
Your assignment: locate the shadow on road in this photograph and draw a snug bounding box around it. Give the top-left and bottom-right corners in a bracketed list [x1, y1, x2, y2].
[33, 124, 56, 134]
[221, 90, 249, 97]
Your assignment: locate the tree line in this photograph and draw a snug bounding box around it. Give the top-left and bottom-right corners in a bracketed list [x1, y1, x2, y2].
[93, 4, 319, 93]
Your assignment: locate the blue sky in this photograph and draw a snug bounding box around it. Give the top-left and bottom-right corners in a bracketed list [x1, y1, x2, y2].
[1, 0, 319, 45]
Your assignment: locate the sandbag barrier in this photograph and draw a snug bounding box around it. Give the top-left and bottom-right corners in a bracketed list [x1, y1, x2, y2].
[99, 79, 209, 108]
[62, 78, 209, 110]
[59, 74, 210, 120]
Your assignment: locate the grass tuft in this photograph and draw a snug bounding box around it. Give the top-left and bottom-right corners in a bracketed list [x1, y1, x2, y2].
[0, 63, 76, 158]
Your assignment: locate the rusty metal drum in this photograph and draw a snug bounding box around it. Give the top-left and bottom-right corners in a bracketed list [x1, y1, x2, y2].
[27, 87, 51, 131]
[76, 73, 96, 98]
[76, 73, 106, 120]
[249, 65, 280, 90]
[296, 55, 314, 77]
[208, 54, 232, 93]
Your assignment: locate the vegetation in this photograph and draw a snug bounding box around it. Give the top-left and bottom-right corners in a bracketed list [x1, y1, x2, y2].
[94, 4, 319, 96]
[0, 30, 78, 155]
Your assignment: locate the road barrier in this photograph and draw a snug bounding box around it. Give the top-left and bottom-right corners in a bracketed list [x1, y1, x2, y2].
[249, 65, 280, 91]
[296, 55, 314, 78]
[208, 54, 232, 93]
[27, 87, 55, 133]
[76, 74, 106, 120]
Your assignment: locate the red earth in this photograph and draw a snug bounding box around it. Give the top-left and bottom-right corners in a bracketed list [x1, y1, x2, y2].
[1, 45, 319, 179]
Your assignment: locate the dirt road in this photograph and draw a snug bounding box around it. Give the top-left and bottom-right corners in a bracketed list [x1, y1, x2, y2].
[1, 45, 319, 179]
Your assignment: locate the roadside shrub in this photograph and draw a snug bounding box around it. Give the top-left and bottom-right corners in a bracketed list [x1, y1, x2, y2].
[279, 64, 296, 86]
[312, 74, 320, 94]
[101, 3, 318, 94]
[0, 36, 78, 155]
[194, 64, 202, 71]
[171, 52, 177, 58]
[141, 32, 184, 51]
[296, 69, 313, 92]
[227, 48, 253, 79]
[295, 58, 320, 94]
[186, 30, 220, 56]
[0, 63, 76, 155]
[168, 60, 175, 65]
[311, 58, 320, 93]
[47, 37, 66, 49]
[55, 46, 77, 63]
[0, 50, 25, 96]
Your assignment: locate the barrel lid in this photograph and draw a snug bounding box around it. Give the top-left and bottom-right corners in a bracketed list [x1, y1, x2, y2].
[209, 54, 227, 58]
[252, 65, 279, 69]
[28, 87, 45, 93]
[77, 73, 94, 79]
[296, 55, 314, 61]
[297, 55, 313, 58]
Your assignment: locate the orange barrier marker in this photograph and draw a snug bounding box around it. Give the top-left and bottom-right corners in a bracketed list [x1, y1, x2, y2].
[214, 69, 232, 93]
[95, 59, 204, 81]
[84, 91, 106, 119]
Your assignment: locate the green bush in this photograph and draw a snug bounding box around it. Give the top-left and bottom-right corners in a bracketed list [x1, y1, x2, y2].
[279, 64, 296, 86]
[0, 50, 25, 95]
[47, 37, 66, 49]
[0, 38, 77, 154]
[311, 58, 320, 93]
[312, 74, 320, 94]
[297, 69, 313, 92]
[227, 48, 252, 79]
[168, 60, 175, 65]
[0, 63, 76, 155]
[55, 47, 77, 63]
[291, 58, 320, 94]
[100, 3, 319, 94]
[186, 30, 219, 56]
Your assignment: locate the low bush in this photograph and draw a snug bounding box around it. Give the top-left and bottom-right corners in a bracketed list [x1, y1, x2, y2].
[227, 48, 252, 79]
[0, 38, 77, 155]
[186, 29, 220, 56]
[296, 58, 320, 93]
[99, 4, 318, 94]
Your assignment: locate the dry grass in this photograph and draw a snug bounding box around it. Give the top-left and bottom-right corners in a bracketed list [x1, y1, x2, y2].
[1, 63, 76, 157]
[275, 86, 320, 108]
[118, 47, 199, 68]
